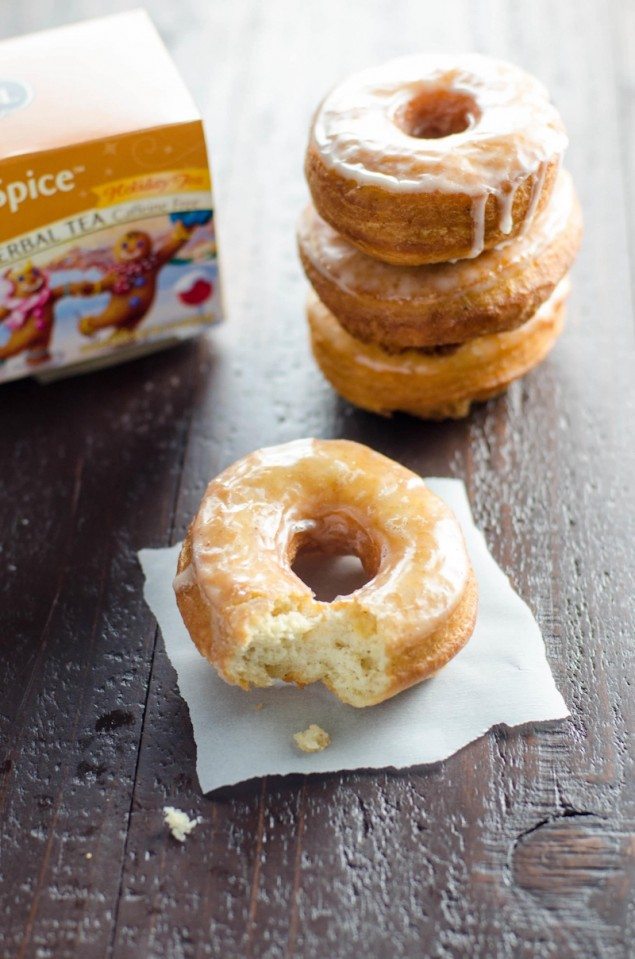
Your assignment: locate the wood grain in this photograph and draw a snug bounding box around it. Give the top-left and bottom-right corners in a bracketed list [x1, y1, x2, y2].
[0, 1, 633, 957]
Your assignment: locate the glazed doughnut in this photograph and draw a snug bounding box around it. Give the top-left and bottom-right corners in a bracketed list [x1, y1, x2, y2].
[174, 439, 477, 708]
[298, 171, 581, 351]
[306, 54, 567, 265]
[307, 279, 569, 420]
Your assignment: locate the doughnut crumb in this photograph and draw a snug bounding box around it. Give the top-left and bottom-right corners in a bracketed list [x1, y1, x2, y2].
[294, 724, 331, 753]
[163, 806, 202, 842]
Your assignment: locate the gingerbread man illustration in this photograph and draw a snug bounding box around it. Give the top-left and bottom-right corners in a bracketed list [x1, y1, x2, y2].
[0, 261, 92, 366]
[78, 211, 212, 340]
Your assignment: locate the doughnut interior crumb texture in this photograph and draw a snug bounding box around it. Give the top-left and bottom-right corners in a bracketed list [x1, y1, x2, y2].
[163, 806, 201, 843]
[232, 607, 390, 708]
[293, 724, 331, 753]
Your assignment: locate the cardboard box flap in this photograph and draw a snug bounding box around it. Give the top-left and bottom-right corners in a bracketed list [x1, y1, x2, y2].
[0, 9, 201, 161]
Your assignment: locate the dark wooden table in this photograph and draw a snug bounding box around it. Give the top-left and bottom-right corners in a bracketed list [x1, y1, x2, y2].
[1, 1, 633, 956]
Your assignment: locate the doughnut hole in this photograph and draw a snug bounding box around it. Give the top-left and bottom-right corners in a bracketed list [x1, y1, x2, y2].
[290, 511, 378, 602]
[395, 87, 480, 139]
[292, 550, 370, 602]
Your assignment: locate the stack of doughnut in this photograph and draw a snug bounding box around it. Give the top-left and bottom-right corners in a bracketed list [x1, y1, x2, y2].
[298, 54, 582, 419]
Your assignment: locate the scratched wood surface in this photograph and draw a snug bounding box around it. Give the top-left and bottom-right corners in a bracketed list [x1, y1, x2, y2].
[0, 1, 633, 956]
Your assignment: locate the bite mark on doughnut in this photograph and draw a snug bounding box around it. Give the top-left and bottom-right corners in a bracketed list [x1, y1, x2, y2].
[230, 599, 391, 707]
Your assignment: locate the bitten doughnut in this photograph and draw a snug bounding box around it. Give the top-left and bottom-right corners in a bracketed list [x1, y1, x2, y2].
[306, 54, 567, 265]
[298, 171, 581, 351]
[308, 279, 569, 420]
[174, 439, 477, 708]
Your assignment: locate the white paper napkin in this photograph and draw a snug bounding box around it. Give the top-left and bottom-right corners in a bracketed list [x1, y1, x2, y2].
[139, 479, 568, 793]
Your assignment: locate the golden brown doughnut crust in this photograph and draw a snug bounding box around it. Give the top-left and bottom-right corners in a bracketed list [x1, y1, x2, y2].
[307, 281, 568, 420]
[298, 174, 582, 350]
[305, 147, 561, 266]
[175, 530, 217, 664]
[386, 569, 478, 701]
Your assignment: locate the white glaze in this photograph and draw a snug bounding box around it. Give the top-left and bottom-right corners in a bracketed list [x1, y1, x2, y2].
[298, 170, 575, 303]
[469, 194, 488, 258]
[498, 182, 519, 235]
[311, 53, 568, 235]
[522, 159, 550, 234]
